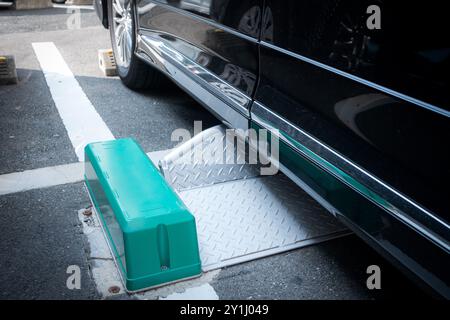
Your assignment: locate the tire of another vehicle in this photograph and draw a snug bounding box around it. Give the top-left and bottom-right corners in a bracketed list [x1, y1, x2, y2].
[108, 0, 164, 90]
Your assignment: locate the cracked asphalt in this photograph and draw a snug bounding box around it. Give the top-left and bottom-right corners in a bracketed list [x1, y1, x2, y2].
[0, 7, 430, 300]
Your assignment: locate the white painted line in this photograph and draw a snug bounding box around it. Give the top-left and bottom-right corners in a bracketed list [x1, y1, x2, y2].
[53, 4, 95, 10]
[0, 2, 13, 8]
[0, 163, 84, 196]
[159, 283, 219, 300]
[0, 150, 172, 196]
[32, 42, 115, 161]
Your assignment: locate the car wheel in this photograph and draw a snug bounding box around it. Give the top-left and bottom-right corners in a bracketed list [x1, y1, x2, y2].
[108, 0, 164, 90]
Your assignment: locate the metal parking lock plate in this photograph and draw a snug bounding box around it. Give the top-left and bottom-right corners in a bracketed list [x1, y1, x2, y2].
[160, 125, 350, 271]
[160, 125, 262, 190]
[182, 174, 349, 270]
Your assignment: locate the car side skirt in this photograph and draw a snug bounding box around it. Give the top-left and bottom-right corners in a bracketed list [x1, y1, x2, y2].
[250, 105, 449, 299]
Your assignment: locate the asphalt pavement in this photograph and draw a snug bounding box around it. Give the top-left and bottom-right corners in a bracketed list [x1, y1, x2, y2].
[0, 7, 429, 300]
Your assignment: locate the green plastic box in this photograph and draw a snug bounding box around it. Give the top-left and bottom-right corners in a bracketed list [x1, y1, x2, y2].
[84, 139, 201, 291]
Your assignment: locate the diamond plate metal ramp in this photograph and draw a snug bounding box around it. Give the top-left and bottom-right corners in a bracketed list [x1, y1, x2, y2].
[182, 174, 349, 270]
[160, 125, 350, 271]
[160, 125, 262, 191]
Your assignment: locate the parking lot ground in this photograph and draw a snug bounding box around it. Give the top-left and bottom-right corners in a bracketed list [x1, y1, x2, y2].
[0, 7, 430, 299]
[0, 182, 97, 299]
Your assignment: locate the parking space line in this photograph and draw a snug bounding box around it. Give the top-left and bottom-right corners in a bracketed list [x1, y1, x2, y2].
[0, 162, 84, 196]
[0, 150, 172, 196]
[52, 4, 95, 10]
[32, 42, 115, 161]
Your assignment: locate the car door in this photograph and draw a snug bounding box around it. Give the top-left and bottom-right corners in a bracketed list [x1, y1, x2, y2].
[136, 0, 263, 129]
[252, 0, 450, 223]
[251, 0, 450, 295]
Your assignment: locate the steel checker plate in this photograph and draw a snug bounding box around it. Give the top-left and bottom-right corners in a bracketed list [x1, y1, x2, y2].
[179, 174, 350, 271]
[160, 125, 263, 190]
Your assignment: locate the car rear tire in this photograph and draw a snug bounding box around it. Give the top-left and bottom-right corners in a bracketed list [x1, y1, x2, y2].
[108, 0, 164, 90]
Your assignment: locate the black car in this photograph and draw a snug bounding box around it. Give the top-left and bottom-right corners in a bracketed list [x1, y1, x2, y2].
[94, 0, 450, 298]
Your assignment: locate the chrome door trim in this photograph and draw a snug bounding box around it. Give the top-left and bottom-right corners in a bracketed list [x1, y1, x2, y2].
[260, 41, 450, 118]
[135, 32, 249, 130]
[251, 101, 450, 252]
[136, 30, 252, 116]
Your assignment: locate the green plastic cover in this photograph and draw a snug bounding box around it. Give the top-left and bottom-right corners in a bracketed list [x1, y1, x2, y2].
[84, 138, 201, 291]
